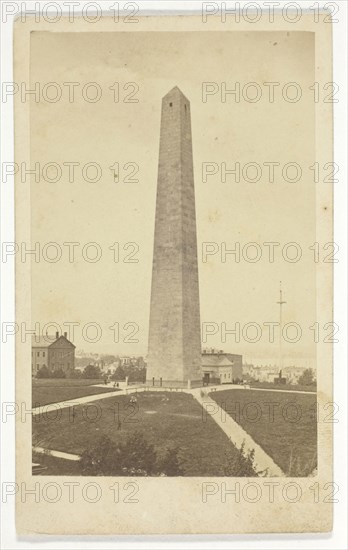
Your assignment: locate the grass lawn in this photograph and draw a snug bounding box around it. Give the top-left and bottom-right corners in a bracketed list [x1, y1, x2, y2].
[33, 378, 105, 387]
[210, 389, 317, 476]
[32, 452, 81, 475]
[32, 391, 240, 476]
[32, 378, 117, 407]
[249, 381, 316, 392]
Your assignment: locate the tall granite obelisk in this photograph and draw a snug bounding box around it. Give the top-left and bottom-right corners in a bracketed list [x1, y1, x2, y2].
[147, 87, 202, 387]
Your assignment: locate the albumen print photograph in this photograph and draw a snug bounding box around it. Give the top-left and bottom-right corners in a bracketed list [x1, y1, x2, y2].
[29, 30, 320, 478]
[13, 12, 334, 535]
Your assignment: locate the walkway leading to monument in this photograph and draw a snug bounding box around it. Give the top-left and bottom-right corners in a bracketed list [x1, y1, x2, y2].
[190, 388, 285, 477]
[32, 382, 315, 416]
[32, 385, 186, 415]
[33, 446, 80, 461]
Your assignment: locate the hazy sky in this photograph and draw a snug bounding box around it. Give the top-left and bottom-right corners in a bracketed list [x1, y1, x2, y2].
[30, 30, 316, 366]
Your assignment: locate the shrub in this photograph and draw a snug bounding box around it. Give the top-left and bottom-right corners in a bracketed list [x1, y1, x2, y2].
[223, 441, 261, 476]
[82, 364, 102, 379]
[36, 366, 50, 378]
[298, 368, 316, 386]
[79, 432, 183, 476]
[158, 447, 184, 476]
[287, 450, 317, 476]
[66, 369, 82, 379]
[52, 368, 66, 379]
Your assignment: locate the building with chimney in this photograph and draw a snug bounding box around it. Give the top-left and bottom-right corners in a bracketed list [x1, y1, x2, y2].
[31, 331, 75, 376]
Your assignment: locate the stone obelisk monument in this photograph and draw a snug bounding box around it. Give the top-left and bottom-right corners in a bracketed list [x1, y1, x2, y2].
[147, 87, 202, 387]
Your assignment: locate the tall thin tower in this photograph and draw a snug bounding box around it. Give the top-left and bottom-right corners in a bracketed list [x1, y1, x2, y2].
[276, 281, 286, 372]
[147, 87, 202, 387]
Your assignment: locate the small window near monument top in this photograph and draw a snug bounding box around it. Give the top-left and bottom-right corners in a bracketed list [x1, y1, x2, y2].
[169, 102, 172, 106]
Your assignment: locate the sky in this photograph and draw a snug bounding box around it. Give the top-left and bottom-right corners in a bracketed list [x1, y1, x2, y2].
[30, 30, 316, 367]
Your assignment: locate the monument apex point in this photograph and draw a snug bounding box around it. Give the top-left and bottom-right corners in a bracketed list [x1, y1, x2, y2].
[163, 86, 190, 103]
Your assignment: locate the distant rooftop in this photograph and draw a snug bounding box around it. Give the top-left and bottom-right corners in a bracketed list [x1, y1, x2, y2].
[31, 334, 57, 348]
[201, 355, 235, 367]
[31, 331, 74, 348]
[202, 348, 242, 357]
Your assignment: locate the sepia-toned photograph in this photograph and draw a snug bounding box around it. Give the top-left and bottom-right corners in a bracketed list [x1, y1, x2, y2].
[29, 28, 319, 479]
[11, 10, 337, 536]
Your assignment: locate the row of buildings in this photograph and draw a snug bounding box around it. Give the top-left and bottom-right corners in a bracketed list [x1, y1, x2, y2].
[242, 363, 313, 384]
[31, 334, 244, 383]
[31, 335, 310, 385]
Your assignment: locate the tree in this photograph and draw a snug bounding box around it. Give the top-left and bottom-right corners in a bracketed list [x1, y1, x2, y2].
[111, 365, 125, 381]
[75, 357, 93, 369]
[66, 369, 81, 379]
[82, 364, 101, 379]
[36, 366, 50, 378]
[101, 355, 117, 365]
[298, 368, 316, 386]
[125, 366, 146, 383]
